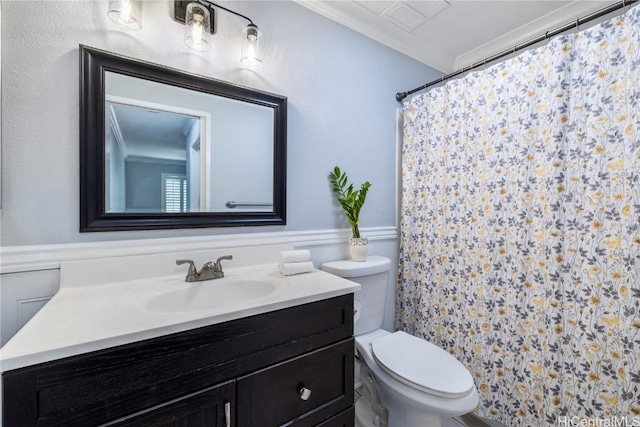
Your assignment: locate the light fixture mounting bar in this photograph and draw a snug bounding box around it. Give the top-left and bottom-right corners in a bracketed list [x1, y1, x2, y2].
[199, 0, 256, 26]
[172, 1, 217, 34]
[171, 0, 257, 34]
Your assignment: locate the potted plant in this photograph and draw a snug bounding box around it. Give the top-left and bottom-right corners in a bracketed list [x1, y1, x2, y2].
[329, 166, 372, 261]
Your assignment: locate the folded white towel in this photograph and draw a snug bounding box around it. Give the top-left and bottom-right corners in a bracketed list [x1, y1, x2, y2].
[279, 250, 311, 264]
[278, 261, 315, 276]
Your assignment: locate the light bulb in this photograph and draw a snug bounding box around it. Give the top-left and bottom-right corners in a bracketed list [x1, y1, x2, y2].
[120, 0, 131, 23]
[107, 0, 142, 31]
[184, 3, 211, 52]
[246, 44, 257, 62]
[241, 24, 262, 68]
[192, 14, 204, 45]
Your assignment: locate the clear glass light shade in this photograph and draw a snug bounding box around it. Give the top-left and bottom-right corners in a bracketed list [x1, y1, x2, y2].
[241, 24, 262, 68]
[184, 3, 211, 52]
[107, 0, 142, 31]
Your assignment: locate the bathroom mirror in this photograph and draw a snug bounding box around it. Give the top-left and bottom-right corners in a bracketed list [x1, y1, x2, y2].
[80, 45, 287, 232]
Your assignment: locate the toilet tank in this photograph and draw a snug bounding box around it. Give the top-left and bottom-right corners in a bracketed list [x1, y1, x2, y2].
[321, 256, 391, 335]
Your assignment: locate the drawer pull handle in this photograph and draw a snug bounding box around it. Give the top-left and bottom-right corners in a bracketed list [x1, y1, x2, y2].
[224, 401, 231, 427]
[298, 386, 312, 401]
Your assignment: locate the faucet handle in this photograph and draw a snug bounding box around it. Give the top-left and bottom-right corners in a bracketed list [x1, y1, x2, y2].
[216, 255, 233, 264]
[176, 259, 198, 282]
[213, 255, 233, 272]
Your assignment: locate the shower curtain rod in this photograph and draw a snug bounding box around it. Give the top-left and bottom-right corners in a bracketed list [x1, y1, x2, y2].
[395, 0, 638, 102]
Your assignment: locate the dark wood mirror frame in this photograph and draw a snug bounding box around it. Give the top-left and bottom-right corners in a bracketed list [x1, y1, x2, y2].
[79, 45, 287, 232]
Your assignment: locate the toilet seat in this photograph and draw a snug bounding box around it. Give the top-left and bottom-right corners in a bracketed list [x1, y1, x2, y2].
[371, 331, 474, 398]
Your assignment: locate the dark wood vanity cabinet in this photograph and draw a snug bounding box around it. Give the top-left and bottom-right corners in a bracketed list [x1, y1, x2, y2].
[2, 294, 355, 427]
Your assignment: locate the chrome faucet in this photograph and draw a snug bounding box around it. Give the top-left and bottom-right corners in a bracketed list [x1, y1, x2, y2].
[176, 255, 233, 282]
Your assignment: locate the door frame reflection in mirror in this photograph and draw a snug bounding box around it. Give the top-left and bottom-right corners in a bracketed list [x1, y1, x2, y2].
[105, 95, 212, 213]
[79, 45, 287, 232]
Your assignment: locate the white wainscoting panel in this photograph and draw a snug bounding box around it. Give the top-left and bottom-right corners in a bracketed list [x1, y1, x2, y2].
[1, 269, 60, 346]
[0, 227, 398, 347]
[17, 297, 53, 329]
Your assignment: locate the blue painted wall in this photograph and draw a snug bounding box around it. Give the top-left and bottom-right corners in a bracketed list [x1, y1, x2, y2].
[0, 0, 440, 246]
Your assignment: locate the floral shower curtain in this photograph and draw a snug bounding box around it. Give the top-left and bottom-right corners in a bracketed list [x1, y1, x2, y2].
[397, 6, 640, 425]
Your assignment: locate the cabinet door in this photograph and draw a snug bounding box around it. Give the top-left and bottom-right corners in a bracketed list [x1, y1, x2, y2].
[105, 380, 235, 427]
[237, 339, 354, 427]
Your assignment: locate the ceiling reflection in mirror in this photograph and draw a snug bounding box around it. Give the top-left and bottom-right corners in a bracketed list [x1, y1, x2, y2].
[80, 46, 287, 232]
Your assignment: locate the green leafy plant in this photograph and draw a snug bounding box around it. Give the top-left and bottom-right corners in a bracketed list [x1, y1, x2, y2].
[329, 166, 371, 239]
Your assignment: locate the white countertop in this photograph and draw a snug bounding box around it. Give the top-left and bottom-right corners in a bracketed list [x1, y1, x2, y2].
[0, 263, 359, 372]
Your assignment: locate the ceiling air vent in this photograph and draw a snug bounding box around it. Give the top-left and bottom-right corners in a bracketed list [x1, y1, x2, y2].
[380, 0, 450, 32]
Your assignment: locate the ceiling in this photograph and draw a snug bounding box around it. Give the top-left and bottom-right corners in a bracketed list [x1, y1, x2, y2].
[109, 103, 196, 161]
[294, 0, 616, 73]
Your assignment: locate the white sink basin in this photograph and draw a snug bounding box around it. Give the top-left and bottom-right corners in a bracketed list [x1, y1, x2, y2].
[146, 279, 277, 313]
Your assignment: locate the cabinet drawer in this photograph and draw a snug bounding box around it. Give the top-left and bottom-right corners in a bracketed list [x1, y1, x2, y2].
[237, 339, 354, 427]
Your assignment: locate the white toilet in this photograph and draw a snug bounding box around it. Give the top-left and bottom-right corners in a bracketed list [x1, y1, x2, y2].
[321, 256, 479, 427]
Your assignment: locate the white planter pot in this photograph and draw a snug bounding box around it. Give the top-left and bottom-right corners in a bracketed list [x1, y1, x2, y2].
[349, 237, 369, 262]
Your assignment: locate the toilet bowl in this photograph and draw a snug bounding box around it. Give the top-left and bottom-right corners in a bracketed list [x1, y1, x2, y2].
[356, 329, 479, 427]
[321, 256, 479, 427]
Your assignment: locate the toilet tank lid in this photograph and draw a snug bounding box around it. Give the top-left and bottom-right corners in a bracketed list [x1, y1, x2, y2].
[321, 256, 391, 278]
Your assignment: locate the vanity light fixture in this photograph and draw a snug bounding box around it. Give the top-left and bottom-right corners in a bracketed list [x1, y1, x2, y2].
[172, 0, 263, 68]
[106, 0, 263, 68]
[107, 0, 142, 31]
